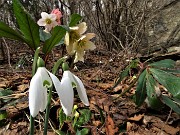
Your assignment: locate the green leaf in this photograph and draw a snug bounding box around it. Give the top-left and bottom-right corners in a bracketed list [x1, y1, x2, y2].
[135, 69, 147, 106]
[146, 74, 156, 98]
[0, 89, 13, 97]
[146, 74, 163, 110]
[13, 0, 40, 50]
[149, 59, 175, 69]
[161, 95, 180, 114]
[163, 69, 180, 74]
[0, 88, 13, 103]
[76, 109, 91, 127]
[59, 108, 66, 129]
[39, 29, 51, 42]
[0, 21, 25, 41]
[69, 14, 82, 27]
[76, 128, 89, 135]
[42, 26, 66, 54]
[150, 68, 180, 98]
[0, 110, 7, 121]
[113, 67, 129, 89]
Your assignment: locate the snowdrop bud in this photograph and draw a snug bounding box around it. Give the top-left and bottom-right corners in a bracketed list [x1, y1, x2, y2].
[62, 62, 69, 71]
[37, 57, 45, 67]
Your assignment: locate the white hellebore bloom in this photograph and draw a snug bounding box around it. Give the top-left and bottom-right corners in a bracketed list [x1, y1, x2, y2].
[64, 22, 87, 55]
[29, 67, 61, 117]
[56, 70, 89, 116]
[73, 33, 96, 63]
[37, 12, 58, 32]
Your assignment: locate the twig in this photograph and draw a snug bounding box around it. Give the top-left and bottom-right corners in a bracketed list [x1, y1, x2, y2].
[2, 37, 12, 69]
[165, 108, 172, 125]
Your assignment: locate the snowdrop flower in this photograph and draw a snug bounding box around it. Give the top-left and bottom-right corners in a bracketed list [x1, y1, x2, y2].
[64, 22, 87, 55]
[51, 8, 62, 25]
[73, 33, 96, 63]
[37, 12, 58, 32]
[57, 70, 89, 116]
[29, 67, 61, 117]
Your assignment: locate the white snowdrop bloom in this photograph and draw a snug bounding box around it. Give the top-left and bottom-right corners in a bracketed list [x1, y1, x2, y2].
[57, 70, 89, 116]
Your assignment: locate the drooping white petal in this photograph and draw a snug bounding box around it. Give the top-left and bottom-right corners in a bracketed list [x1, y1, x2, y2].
[58, 76, 74, 116]
[72, 75, 89, 106]
[39, 67, 52, 88]
[29, 69, 44, 117]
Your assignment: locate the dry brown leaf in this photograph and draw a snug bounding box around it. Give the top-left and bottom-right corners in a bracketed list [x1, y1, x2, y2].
[127, 122, 133, 132]
[105, 115, 118, 135]
[17, 84, 29, 91]
[128, 114, 144, 121]
[92, 120, 102, 127]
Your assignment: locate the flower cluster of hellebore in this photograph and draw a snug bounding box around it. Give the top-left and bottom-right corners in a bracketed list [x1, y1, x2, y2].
[29, 67, 89, 117]
[29, 9, 96, 117]
[37, 9, 96, 63]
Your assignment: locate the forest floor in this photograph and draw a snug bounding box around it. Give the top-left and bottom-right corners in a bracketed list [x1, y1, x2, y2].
[0, 41, 179, 135]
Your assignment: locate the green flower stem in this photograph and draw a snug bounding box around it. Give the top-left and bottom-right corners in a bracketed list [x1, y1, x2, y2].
[30, 116, 34, 135]
[43, 86, 53, 135]
[43, 57, 67, 135]
[30, 47, 40, 135]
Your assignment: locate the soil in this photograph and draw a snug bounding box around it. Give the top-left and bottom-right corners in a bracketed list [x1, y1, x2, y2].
[0, 40, 179, 135]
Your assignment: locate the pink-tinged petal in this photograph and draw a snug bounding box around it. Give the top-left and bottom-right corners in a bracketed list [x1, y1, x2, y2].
[51, 21, 58, 27]
[58, 76, 74, 116]
[37, 19, 46, 26]
[73, 74, 89, 106]
[50, 14, 57, 21]
[41, 12, 49, 19]
[29, 70, 44, 117]
[77, 22, 87, 35]
[45, 25, 52, 32]
[84, 41, 96, 50]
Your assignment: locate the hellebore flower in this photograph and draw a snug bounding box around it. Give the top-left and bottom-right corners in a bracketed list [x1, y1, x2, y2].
[64, 22, 87, 55]
[37, 12, 58, 32]
[56, 70, 89, 116]
[51, 8, 62, 25]
[29, 67, 61, 117]
[73, 33, 96, 63]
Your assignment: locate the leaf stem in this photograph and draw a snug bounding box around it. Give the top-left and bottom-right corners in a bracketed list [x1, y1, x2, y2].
[113, 67, 146, 101]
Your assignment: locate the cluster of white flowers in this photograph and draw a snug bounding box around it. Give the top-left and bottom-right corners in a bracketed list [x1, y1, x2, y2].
[37, 12, 96, 63]
[64, 22, 96, 63]
[29, 67, 89, 117]
[29, 12, 96, 118]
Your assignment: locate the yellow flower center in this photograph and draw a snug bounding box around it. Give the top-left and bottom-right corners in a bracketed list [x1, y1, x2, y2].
[77, 40, 86, 48]
[46, 19, 52, 24]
